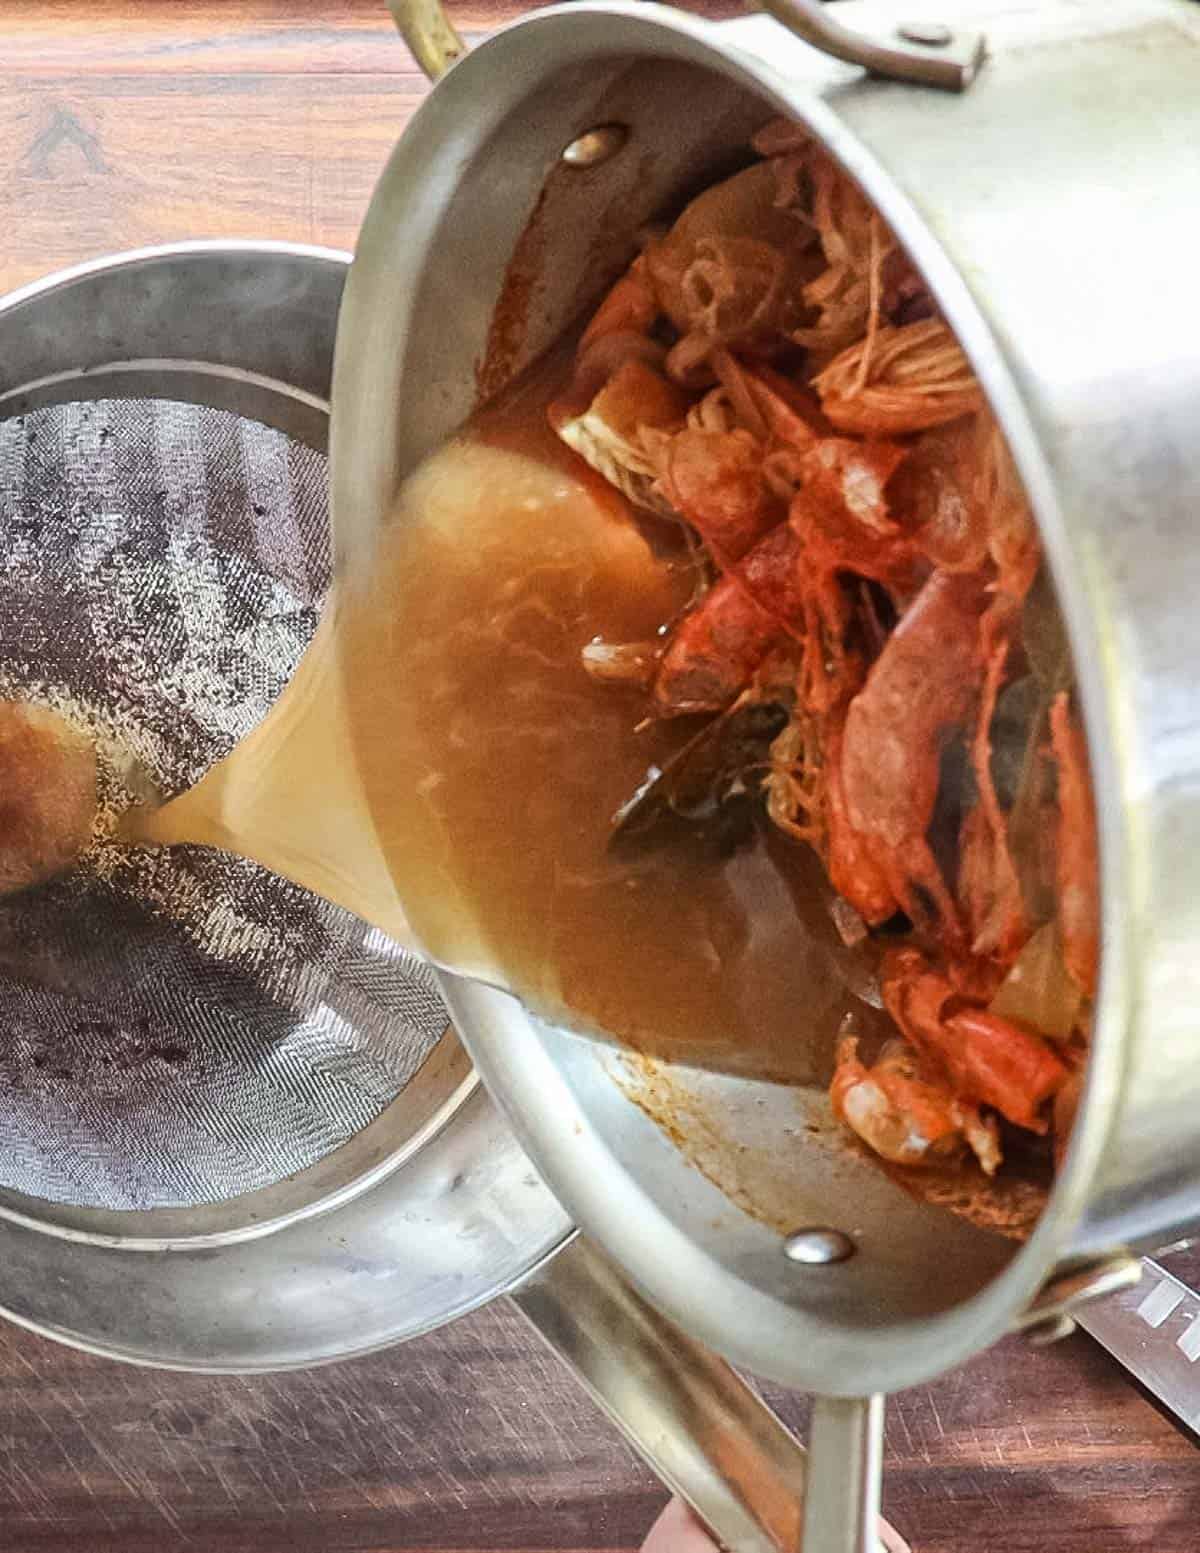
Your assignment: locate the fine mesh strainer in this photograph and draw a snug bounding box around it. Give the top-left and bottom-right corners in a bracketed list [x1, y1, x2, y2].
[0, 245, 570, 1369]
[0, 244, 535, 1251]
[0, 394, 449, 1213]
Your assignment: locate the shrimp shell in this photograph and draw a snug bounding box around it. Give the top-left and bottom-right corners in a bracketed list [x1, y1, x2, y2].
[815, 319, 985, 434]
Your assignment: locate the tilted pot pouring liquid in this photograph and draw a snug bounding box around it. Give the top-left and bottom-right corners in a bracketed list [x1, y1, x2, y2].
[138, 1, 1200, 1547]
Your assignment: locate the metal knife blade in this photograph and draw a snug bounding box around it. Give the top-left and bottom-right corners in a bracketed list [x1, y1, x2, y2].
[1077, 1257, 1200, 1436]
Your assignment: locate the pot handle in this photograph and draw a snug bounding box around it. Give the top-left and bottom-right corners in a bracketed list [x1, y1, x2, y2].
[387, 0, 985, 91]
[506, 1236, 905, 1553]
[386, 0, 464, 82]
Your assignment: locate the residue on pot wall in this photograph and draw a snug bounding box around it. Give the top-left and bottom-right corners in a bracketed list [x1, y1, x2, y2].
[476, 182, 550, 404]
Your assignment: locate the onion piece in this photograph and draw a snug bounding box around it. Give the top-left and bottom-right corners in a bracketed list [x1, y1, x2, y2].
[830, 894, 869, 949]
[580, 640, 659, 688]
[988, 921, 1082, 1043]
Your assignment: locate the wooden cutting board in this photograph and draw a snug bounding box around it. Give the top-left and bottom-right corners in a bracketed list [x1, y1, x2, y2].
[0, 4, 1197, 1550]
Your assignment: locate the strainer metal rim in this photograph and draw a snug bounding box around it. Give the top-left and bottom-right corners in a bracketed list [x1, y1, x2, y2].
[0, 238, 354, 315]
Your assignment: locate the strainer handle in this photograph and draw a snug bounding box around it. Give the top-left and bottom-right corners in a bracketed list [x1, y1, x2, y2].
[387, 0, 985, 91]
[507, 1236, 905, 1553]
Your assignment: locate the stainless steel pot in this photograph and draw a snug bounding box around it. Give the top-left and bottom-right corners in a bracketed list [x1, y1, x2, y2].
[327, 0, 1200, 1544]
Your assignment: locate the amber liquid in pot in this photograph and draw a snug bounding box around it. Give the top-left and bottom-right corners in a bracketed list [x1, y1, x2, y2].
[127, 361, 863, 1084]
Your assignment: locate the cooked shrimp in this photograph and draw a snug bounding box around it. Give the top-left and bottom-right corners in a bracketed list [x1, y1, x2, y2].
[832, 1034, 1001, 1175]
[555, 116, 1093, 1189]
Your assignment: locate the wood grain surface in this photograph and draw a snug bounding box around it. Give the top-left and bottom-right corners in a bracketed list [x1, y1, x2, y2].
[1, 4, 1198, 1551]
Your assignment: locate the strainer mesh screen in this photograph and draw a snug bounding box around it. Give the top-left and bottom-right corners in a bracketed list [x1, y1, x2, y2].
[0, 398, 447, 1211]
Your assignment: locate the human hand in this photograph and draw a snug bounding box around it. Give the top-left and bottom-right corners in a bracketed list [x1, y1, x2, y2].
[639, 1498, 721, 1553]
[638, 1494, 912, 1553]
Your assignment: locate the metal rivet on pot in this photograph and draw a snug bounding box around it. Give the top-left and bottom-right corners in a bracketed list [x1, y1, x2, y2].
[897, 20, 954, 47]
[783, 1227, 856, 1265]
[561, 124, 629, 168]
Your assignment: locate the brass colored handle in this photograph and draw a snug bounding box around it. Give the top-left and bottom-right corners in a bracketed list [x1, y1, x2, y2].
[753, 0, 985, 93]
[388, 0, 465, 80]
[386, 0, 985, 91]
